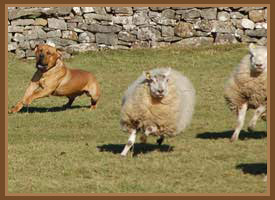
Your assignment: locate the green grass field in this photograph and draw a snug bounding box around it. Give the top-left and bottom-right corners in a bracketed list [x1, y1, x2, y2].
[8, 44, 267, 193]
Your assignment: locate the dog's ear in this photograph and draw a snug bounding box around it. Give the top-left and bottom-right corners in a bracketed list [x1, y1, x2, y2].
[34, 44, 40, 53]
[56, 50, 62, 59]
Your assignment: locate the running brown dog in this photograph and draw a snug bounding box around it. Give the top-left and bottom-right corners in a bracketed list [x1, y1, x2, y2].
[9, 44, 100, 113]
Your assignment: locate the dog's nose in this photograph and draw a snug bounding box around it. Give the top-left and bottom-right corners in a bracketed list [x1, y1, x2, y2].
[39, 53, 44, 59]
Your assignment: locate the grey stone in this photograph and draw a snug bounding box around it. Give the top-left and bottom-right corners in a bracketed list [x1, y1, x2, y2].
[26, 49, 35, 57]
[65, 43, 97, 54]
[137, 27, 161, 41]
[29, 39, 45, 49]
[241, 35, 259, 43]
[47, 30, 62, 38]
[66, 16, 85, 23]
[133, 7, 149, 11]
[194, 20, 212, 32]
[23, 29, 38, 40]
[133, 11, 150, 25]
[149, 11, 161, 20]
[239, 7, 265, 13]
[214, 33, 238, 44]
[88, 24, 122, 33]
[67, 22, 77, 30]
[112, 7, 133, 15]
[73, 7, 82, 15]
[48, 18, 67, 30]
[174, 37, 214, 47]
[11, 19, 35, 26]
[161, 26, 174, 37]
[36, 27, 47, 39]
[230, 12, 245, 19]
[93, 7, 106, 15]
[18, 40, 31, 49]
[62, 31, 78, 41]
[13, 33, 25, 42]
[96, 33, 118, 45]
[117, 40, 132, 47]
[132, 40, 150, 48]
[105, 7, 112, 13]
[46, 38, 77, 47]
[78, 23, 89, 30]
[55, 7, 72, 15]
[161, 9, 176, 19]
[8, 42, 17, 51]
[200, 8, 217, 20]
[8, 7, 42, 20]
[150, 7, 170, 11]
[218, 11, 230, 21]
[255, 22, 267, 29]
[81, 7, 95, 13]
[180, 9, 201, 20]
[156, 18, 176, 26]
[8, 33, 12, 43]
[241, 18, 255, 29]
[162, 36, 181, 42]
[34, 18, 48, 26]
[249, 10, 265, 22]
[245, 29, 267, 37]
[174, 22, 195, 38]
[8, 26, 24, 33]
[84, 18, 97, 25]
[78, 32, 96, 43]
[194, 31, 211, 37]
[113, 16, 133, 25]
[15, 49, 26, 58]
[211, 21, 235, 33]
[84, 13, 112, 21]
[118, 31, 136, 42]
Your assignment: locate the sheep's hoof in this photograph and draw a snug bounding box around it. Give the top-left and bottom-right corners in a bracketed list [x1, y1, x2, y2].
[156, 137, 164, 145]
[230, 136, 238, 142]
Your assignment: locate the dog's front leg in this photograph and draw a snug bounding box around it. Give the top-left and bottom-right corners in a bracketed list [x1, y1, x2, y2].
[24, 86, 56, 106]
[9, 81, 39, 113]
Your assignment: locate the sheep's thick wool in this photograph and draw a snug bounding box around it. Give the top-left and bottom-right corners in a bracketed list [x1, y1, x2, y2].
[224, 55, 267, 115]
[120, 68, 196, 137]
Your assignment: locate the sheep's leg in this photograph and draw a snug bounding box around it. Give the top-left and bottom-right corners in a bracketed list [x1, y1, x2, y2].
[231, 103, 248, 142]
[248, 105, 266, 132]
[156, 135, 165, 145]
[121, 129, 137, 156]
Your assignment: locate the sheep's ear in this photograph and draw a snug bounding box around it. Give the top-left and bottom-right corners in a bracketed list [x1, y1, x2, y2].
[249, 43, 256, 50]
[144, 71, 151, 80]
[164, 67, 171, 77]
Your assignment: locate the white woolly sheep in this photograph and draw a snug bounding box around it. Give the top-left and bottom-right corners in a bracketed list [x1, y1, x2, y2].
[120, 67, 196, 156]
[224, 43, 267, 142]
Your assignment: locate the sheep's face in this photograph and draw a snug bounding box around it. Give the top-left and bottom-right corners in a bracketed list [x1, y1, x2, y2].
[145, 68, 171, 99]
[249, 43, 267, 73]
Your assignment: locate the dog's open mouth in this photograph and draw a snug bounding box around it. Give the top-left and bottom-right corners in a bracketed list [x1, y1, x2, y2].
[36, 63, 47, 70]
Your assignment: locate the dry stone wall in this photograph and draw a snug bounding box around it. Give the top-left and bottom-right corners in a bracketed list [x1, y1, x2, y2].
[8, 6, 267, 59]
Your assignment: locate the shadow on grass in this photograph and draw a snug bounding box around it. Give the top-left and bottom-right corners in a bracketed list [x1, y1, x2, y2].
[236, 163, 267, 175]
[196, 130, 266, 140]
[17, 105, 90, 113]
[97, 143, 174, 157]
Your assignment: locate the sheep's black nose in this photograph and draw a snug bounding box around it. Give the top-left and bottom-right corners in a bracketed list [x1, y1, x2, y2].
[158, 89, 164, 93]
